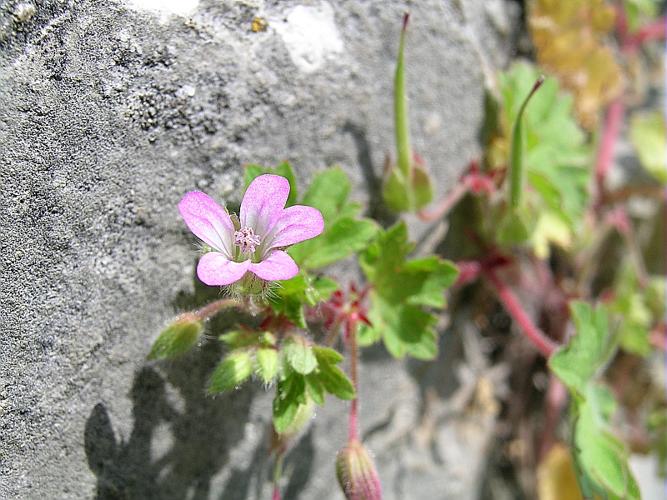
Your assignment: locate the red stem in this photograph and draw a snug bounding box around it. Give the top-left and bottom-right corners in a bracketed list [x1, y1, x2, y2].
[486, 268, 557, 357]
[539, 375, 568, 460]
[595, 99, 624, 205]
[417, 181, 468, 222]
[346, 319, 360, 442]
[194, 298, 238, 320]
[623, 17, 666, 52]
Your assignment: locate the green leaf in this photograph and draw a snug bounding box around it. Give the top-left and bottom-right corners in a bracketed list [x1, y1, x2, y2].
[268, 273, 340, 327]
[219, 330, 275, 349]
[316, 361, 356, 400]
[300, 167, 352, 223]
[273, 372, 307, 433]
[359, 222, 413, 281]
[573, 385, 641, 500]
[208, 350, 254, 393]
[357, 323, 382, 347]
[609, 265, 664, 356]
[284, 337, 318, 375]
[630, 111, 667, 184]
[289, 217, 378, 270]
[289, 167, 378, 270]
[244, 162, 298, 205]
[256, 348, 279, 384]
[360, 222, 458, 359]
[624, 0, 660, 31]
[368, 297, 438, 359]
[269, 275, 310, 328]
[148, 316, 203, 360]
[312, 346, 344, 365]
[311, 346, 355, 400]
[307, 276, 339, 305]
[305, 374, 325, 405]
[549, 302, 613, 396]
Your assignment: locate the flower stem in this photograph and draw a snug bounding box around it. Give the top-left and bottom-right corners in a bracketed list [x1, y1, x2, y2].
[539, 375, 567, 460]
[272, 452, 284, 500]
[594, 99, 624, 206]
[623, 17, 666, 52]
[417, 181, 468, 221]
[486, 268, 557, 357]
[194, 298, 238, 321]
[346, 320, 360, 442]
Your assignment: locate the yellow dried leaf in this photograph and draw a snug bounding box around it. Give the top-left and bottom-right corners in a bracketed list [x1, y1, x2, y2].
[251, 16, 268, 33]
[529, 0, 623, 129]
[537, 443, 584, 500]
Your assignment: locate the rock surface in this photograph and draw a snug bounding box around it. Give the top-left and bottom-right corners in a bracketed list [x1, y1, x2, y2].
[0, 1, 514, 498]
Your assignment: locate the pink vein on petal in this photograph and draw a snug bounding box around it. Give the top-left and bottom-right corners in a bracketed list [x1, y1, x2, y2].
[179, 191, 234, 257]
[197, 252, 250, 286]
[265, 205, 324, 250]
[240, 174, 290, 237]
[249, 250, 298, 281]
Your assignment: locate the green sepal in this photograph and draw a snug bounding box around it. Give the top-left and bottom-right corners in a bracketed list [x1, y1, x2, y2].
[256, 347, 279, 384]
[148, 314, 203, 360]
[208, 350, 254, 394]
[284, 336, 318, 375]
[272, 372, 307, 434]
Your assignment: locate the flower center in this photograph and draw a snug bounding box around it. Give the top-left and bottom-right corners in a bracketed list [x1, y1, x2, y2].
[234, 226, 261, 255]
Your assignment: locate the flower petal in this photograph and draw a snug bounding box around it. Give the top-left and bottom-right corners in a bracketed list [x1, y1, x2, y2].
[196, 252, 250, 286]
[240, 174, 290, 237]
[264, 205, 324, 250]
[179, 191, 234, 257]
[249, 250, 298, 281]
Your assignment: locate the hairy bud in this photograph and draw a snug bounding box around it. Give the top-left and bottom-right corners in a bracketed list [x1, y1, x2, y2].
[272, 399, 315, 454]
[335, 440, 382, 500]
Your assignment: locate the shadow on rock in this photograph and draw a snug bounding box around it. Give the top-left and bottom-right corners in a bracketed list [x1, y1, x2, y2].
[85, 269, 257, 499]
[343, 121, 397, 228]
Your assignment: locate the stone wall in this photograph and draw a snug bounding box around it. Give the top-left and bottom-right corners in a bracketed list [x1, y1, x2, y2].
[0, 1, 515, 498]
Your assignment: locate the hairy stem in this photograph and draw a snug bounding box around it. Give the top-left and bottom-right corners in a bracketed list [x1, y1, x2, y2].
[347, 320, 360, 442]
[486, 268, 557, 357]
[194, 298, 238, 321]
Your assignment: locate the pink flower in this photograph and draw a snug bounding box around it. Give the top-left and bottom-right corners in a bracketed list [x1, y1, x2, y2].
[178, 174, 324, 286]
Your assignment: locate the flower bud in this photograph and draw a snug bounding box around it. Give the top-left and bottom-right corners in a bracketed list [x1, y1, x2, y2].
[148, 313, 203, 360]
[271, 398, 315, 454]
[335, 440, 382, 500]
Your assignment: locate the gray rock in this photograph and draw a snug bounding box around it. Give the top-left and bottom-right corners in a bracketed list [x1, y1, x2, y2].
[0, 0, 514, 498]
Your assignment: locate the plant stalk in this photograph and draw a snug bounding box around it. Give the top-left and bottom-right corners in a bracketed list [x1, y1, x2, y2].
[486, 268, 557, 357]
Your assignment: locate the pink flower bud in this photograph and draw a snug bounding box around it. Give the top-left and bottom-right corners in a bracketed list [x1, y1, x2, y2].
[335, 440, 382, 500]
